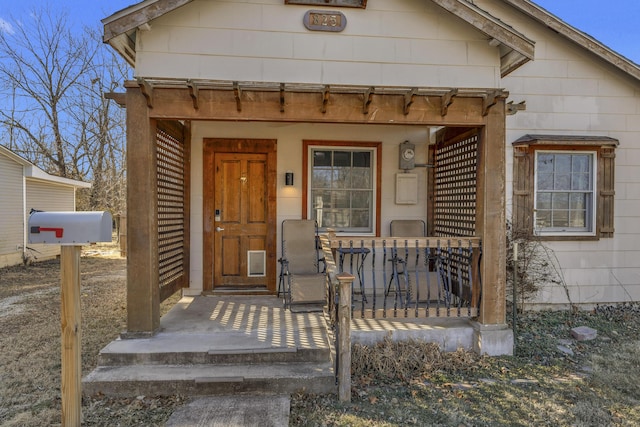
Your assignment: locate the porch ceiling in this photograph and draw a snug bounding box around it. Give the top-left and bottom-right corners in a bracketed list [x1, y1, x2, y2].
[119, 78, 509, 126]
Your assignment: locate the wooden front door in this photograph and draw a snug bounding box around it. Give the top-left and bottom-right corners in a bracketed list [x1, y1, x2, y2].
[203, 139, 277, 293]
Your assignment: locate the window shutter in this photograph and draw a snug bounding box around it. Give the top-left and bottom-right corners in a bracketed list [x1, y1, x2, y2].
[512, 146, 533, 235]
[599, 147, 615, 238]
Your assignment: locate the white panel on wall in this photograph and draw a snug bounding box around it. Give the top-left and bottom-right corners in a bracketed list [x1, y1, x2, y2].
[395, 173, 418, 205]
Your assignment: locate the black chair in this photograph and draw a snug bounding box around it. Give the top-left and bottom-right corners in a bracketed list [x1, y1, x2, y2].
[386, 220, 426, 301]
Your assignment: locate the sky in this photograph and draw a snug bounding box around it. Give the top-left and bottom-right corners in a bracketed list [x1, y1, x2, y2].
[0, 0, 638, 65]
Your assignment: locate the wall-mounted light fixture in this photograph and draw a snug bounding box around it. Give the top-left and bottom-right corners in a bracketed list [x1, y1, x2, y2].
[285, 171, 294, 186]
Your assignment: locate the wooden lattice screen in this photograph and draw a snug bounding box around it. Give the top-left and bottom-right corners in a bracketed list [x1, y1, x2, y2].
[156, 121, 190, 302]
[433, 130, 479, 237]
[431, 128, 480, 305]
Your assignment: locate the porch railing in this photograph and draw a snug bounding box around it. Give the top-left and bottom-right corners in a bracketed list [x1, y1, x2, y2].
[320, 235, 482, 401]
[323, 236, 482, 320]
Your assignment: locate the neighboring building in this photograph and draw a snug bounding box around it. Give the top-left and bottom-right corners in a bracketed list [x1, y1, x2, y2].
[0, 145, 91, 267]
[102, 0, 640, 345]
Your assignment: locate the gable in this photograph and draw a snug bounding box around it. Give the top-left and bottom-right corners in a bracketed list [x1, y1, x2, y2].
[103, 0, 640, 86]
[104, 0, 534, 83]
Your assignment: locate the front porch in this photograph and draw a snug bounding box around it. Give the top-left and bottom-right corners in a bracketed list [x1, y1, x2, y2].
[84, 294, 488, 397]
[122, 79, 509, 336]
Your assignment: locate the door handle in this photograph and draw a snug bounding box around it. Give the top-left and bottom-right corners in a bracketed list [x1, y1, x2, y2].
[215, 227, 225, 232]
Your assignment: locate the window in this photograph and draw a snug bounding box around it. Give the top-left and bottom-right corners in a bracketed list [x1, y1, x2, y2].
[535, 152, 596, 235]
[303, 141, 381, 235]
[512, 135, 617, 240]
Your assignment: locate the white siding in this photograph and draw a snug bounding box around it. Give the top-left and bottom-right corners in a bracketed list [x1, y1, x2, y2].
[476, 0, 640, 305]
[135, 0, 500, 88]
[25, 180, 76, 262]
[0, 153, 24, 267]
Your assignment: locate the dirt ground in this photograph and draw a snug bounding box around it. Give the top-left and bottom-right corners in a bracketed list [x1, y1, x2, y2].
[1, 245, 639, 426]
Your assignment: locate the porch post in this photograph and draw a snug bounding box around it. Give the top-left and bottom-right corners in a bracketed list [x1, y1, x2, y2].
[124, 82, 160, 335]
[474, 98, 512, 355]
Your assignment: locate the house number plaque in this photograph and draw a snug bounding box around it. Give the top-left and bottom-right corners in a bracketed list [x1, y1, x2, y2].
[304, 10, 347, 32]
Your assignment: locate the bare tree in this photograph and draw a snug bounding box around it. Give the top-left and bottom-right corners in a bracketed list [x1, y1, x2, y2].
[0, 7, 128, 212]
[70, 30, 128, 212]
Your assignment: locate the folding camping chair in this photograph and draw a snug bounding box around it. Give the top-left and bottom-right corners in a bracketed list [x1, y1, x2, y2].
[278, 219, 325, 310]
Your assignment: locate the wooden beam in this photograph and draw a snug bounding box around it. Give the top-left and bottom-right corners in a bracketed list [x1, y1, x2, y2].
[124, 82, 160, 335]
[104, 92, 127, 107]
[403, 88, 417, 115]
[441, 88, 458, 116]
[363, 86, 374, 114]
[233, 81, 242, 112]
[143, 86, 489, 126]
[321, 85, 330, 114]
[137, 78, 154, 109]
[187, 80, 199, 110]
[476, 98, 507, 325]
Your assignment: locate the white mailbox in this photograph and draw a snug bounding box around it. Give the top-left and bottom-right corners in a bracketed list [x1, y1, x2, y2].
[29, 211, 112, 245]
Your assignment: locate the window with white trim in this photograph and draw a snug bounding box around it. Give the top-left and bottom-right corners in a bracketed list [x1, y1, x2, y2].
[534, 151, 596, 235]
[304, 141, 380, 235]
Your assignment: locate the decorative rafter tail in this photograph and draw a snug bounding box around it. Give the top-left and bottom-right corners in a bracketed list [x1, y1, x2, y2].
[403, 88, 417, 115]
[233, 81, 242, 112]
[187, 80, 199, 110]
[321, 85, 330, 114]
[137, 77, 154, 109]
[441, 88, 458, 117]
[506, 100, 526, 116]
[363, 86, 374, 114]
[482, 90, 502, 116]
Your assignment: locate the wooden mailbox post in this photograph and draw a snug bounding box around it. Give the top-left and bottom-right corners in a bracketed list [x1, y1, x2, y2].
[29, 211, 112, 427]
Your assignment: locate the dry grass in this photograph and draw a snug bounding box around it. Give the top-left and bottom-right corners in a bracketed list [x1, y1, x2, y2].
[0, 244, 180, 426]
[291, 307, 640, 426]
[1, 248, 639, 426]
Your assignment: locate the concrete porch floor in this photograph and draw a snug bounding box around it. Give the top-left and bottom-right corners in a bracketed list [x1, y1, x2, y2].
[99, 294, 484, 359]
[100, 295, 332, 358]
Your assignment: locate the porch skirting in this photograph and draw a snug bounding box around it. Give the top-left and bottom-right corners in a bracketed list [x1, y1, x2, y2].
[351, 317, 514, 356]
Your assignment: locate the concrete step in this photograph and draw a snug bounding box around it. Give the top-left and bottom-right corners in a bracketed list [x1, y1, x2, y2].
[98, 345, 330, 366]
[96, 332, 331, 366]
[83, 361, 336, 397]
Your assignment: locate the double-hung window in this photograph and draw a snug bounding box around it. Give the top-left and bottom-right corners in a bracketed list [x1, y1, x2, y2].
[512, 135, 617, 240]
[303, 141, 381, 235]
[535, 151, 596, 235]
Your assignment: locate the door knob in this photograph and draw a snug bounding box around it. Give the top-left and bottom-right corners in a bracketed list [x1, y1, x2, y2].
[215, 227, 225, 232]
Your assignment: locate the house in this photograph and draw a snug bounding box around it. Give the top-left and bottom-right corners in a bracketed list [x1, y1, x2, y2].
[0, 145, 91, 267]
[101, 0, 640, 354]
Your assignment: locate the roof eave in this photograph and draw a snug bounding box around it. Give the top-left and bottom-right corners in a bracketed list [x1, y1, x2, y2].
[429, 0, 535, 77]
[25, 167, 92, 189]
[502, 0, 640, 84]
[103, 0, 195, 66]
